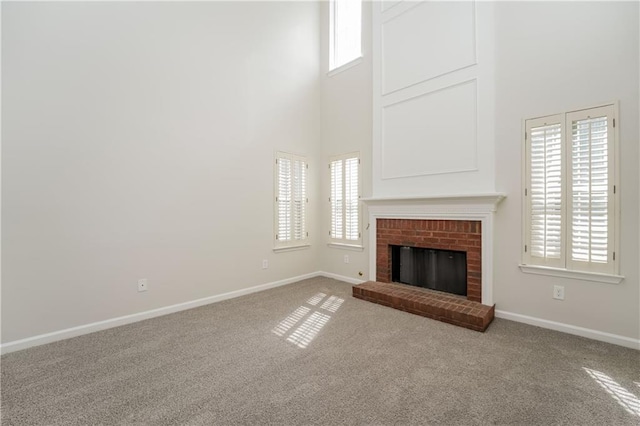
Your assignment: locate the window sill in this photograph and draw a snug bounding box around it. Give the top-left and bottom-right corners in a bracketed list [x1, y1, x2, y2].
[273, 244, 311, 253]
[327, 56, 363, 77]
[327, 242, 364, 252]
[519, 264, 624, 284]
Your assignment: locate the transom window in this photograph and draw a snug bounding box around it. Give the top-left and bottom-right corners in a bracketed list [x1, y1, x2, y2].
[329, 0, 362, 71]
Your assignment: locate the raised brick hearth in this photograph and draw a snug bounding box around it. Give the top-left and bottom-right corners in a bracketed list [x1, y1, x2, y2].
[353, 281, 494, 332]
[376, 218, 482, 302]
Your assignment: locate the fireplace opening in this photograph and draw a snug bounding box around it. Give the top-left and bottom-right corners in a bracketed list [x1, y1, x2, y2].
[391, 245, 467, 296]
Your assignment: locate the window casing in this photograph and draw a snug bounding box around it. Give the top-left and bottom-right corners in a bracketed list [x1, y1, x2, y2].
[329, 153, 361, 245]
[275, 152, 308, 249]
[523, 104, 619, 276]
[329, 0, 362, 71]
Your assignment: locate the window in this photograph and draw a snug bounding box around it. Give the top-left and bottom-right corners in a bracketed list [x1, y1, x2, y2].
[523, 104, 619, 278]
[329, 0, 362, 71]
[329, 153, 361, 246]
[275, 152, 308, 249]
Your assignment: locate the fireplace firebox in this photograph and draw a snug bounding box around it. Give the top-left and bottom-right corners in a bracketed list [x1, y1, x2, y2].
[376, 219, 482, 302]
[391, 246, 467, 296]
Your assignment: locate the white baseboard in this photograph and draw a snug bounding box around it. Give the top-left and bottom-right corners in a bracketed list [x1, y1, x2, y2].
[0, 272, 326, 355]
[495, 310, 640, 350]
[17, 274, 632, 355]
[318, 271, 366, 285]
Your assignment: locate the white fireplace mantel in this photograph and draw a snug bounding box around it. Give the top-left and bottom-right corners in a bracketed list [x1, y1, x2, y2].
[362, 193, 506, 306]
[362, 193, 506, 213]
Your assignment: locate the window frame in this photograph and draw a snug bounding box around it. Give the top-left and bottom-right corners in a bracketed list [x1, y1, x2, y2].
[274, 151, 309, 251]
[521, 102, 622, 282]
[328, 152, 362, 249]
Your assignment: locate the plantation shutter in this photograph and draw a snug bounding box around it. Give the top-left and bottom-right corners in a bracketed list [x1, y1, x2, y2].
[277, 157, 292, 242]
[522, 104, 618, 276]
[567, 106, 615, 273]
[344, 157, 359, 241]
[329, 153, 360, 244]
[275, 152, 308, 247]
[525, 116, 564, 268]
[330, 159, 343, 239]
[292, 158, 307, 241]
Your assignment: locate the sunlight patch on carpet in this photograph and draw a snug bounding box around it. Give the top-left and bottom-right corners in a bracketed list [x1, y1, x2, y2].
[287, 312, 331, 348]
[306, 293, 327, 306]
[272, 293, 345, 348]
[320, 295, 344, 313]
[584, 368, 640, 417]
[272, 306, 311, 337]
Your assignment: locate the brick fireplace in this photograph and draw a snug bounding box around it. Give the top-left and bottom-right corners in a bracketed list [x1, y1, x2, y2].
[354, 194, 505, 331]
[376, 219, 482, 302]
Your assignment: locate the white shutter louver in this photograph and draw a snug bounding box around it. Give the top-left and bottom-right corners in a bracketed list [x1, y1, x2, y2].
[275, 152, 308, 247]
[277, 158, 291, 242]
[330, 159, 343, 239]
[329, 153, 360, 244]
[528, 121, 563, 264]
[571, 116, 608, 263]
[344, 157, 359, 240]
[567, 105, 615, 274]
[292, 159, 307, 241]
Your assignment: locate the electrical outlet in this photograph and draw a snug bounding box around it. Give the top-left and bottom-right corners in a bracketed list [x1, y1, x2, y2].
[138, 278, 148, 292]
[553, 285, 564, 300]
[344, 255, 349, 264]
[262, 259, 268, 269]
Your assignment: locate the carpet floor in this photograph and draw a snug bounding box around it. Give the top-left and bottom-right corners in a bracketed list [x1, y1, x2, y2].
[1, 277, 639, 425]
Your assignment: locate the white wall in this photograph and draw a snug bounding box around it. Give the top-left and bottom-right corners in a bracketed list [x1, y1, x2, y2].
[369, 0, 639, 342]
[1, 1, 320, 343]
[372, 1, 496, 197]
[493, 1, 639, 340]
[3, 1, 638, 348]
[318, 2, 373, 280]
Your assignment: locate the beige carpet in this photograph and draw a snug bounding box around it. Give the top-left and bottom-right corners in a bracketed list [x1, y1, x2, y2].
[2, 277, 639, 425]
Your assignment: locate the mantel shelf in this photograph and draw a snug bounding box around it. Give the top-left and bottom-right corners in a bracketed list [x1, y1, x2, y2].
[362, 193, 506, 210]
